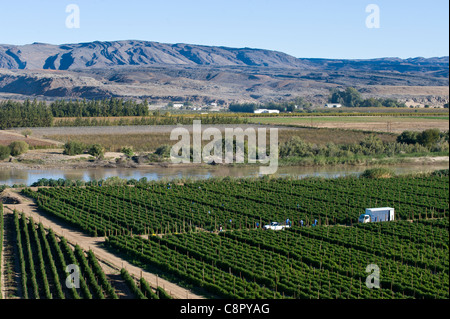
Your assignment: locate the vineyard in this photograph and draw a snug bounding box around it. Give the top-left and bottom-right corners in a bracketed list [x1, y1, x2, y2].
[105, 218, 449, 299]
[1, 210, 169, 299]
[12, 173, 450, 299]
[21, 174, 449, 236]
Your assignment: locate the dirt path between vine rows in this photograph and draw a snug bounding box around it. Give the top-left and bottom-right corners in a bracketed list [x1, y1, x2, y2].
[1, 190, 205, 299]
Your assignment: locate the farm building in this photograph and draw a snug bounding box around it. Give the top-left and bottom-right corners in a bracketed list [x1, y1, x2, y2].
[325, 103, 342, 108]
[254, 109, 280, 114]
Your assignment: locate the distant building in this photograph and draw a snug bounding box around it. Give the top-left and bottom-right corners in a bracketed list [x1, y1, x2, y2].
[210, 102, 218, 107]
[254, 109, 280, 114]
[173, 103, 184, 109]
[325, 103, 342, 108]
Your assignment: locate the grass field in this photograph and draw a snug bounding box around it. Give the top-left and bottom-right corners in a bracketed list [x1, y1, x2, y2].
[246, 115, 449, 133]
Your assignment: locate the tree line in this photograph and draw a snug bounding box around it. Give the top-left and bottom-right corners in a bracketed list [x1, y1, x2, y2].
[229, 97, 312, 113]
[50, 98, 150, 117]
[0, 100, 53, 129]
[329, 87, 407, 108]
[0, 98, 247, 129]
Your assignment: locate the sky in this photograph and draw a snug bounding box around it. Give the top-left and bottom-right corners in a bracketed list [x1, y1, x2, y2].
[0, 0, 448, 59]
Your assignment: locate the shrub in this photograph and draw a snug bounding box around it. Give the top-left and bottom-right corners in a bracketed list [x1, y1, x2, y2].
[431, 169, 449, 177]
[9, 141, 29, 156]
[121, 146, 134, 157]
[360, 167, 394, 179]
[155, 144, 172, 158]
[88, 144, 105, 158]
[417, 129, 441, 148]
[397, 131, 420, 145]
[0, 145, 11, 160]
[21, 129, 33, 137]
[63, 141, 86, 155]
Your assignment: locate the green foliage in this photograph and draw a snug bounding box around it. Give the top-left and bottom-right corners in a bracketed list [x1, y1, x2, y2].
[279, 131, 439, 159]
[9, 141, 29, 156]
[10, 212, 115, 299]
[154, 144, 172, 158]
[88, 143, 105, 158]
[397, 131, 420, 144]
[106, 216, 449, 299]
[63, 141, 86, 155]
[0, 145, 11, 160]
[20, 173, 449, 299]
[139, 277, 159, 299]
[329, 87, 406, 108]
[431, 169, 449, 177]
[156, 286, 172, 299]
[21, 129, 33, 137]
[23, 173, 449, 237]
[229, 98, 312, 113]
[50, 97, 149, 117]
[0, 99, 53, 129]
[397, 129, 447, 151]
[417, 129, 441, 148]
[360, 167, 395, 178]
[121, 146, 134, 157]
[120, 268, 147, 299]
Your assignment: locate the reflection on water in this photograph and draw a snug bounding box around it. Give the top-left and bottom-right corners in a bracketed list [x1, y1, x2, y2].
[0, 163, 448, 186]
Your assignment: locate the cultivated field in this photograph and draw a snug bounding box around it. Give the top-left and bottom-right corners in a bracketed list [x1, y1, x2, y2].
[1, 173, 446, 299]
[247, 116, 449, 133]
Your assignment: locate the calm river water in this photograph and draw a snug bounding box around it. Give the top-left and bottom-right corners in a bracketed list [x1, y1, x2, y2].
[0, 163, 448, 186]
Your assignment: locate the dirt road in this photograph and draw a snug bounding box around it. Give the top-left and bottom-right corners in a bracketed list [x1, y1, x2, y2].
[1, 190, 205, 299]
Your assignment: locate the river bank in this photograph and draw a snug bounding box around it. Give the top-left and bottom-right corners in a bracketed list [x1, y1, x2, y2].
[0, 148, 448, 171]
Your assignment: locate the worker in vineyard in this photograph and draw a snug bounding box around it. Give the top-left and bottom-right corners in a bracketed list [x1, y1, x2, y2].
[300, 220, 304, 227]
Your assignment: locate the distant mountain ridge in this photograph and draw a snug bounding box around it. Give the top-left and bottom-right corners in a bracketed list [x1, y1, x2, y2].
[0, 40, 306, 70]
[0, 40, 448, 72]
[0, 40, 448, 105]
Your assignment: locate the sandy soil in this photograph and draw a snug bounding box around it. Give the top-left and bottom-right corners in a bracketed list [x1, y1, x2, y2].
[0, 148, 136, 169]
[0, 130, 59, 147]
[0, 190, 205, 299]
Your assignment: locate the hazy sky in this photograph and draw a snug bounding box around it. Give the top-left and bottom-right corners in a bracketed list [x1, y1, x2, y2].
[0, 0, 448, 59]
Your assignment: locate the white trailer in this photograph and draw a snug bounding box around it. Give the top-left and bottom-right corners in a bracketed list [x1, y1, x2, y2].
[358, 207, 395, 223]
[263, 222, 290, 230]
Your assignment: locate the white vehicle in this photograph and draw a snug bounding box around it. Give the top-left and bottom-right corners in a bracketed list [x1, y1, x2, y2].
[358, 207, 395, 223]
[263, 222, 290, 230]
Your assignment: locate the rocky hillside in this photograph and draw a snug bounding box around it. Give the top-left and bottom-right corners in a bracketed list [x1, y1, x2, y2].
[0, 40, 448, 75]
[0, 40, 308, 70]
[0, 40, 448, 105]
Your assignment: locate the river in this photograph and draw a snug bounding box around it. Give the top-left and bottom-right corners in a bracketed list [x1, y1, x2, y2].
[0, 163, 448, 186]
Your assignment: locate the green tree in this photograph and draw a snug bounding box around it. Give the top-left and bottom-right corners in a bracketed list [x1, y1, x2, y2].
[397, 131, 420, 145]
[155, 145, 172, 158]
[121, 146, 134, 157]
[9, 141, 29, 156]
[0, 145, 11, 160]
[88, 144, 105, 159]
[418, 129, 441, 148]
[63, 141, 86, 156]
